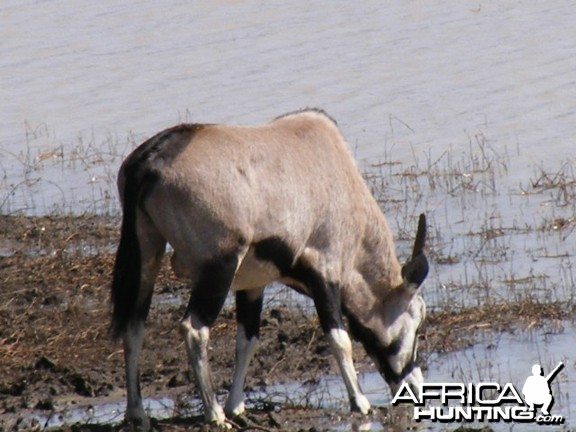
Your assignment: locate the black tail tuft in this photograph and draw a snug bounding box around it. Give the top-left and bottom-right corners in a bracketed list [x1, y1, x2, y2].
[110, 163, 144, 339]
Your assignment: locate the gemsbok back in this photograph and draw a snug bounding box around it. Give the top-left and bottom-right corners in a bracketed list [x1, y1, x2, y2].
[111, 109, 429, 429]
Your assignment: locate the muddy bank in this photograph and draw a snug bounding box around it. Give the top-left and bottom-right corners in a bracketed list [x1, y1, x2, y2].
[0, 215, 571, 431]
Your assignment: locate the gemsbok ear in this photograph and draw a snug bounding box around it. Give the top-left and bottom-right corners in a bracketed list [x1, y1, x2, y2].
[401, 214, 429, 293]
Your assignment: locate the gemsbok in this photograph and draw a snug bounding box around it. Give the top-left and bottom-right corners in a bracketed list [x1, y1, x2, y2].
[111, 109, 429, 429]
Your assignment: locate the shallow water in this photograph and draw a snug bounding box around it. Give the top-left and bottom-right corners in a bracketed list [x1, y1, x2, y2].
[22, 322, 574, 430]
[272, 321, 576, 431]
[1, 1, 575, 213]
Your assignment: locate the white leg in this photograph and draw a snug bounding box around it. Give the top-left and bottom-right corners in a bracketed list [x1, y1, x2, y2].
[180, 315, 227, 425]
[123, 320, 151, 431]
[225, 324, 259, 417]
[328, 328, 371, 414]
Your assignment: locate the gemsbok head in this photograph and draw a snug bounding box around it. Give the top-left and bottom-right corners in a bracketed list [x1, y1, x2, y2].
[111, 109, 429, 429]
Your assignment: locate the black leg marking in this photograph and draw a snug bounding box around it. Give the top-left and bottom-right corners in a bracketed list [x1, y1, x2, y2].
[253, 237, 294, 274]
[288, 256, 343, 333]
[305, 275, 344, 333]
[254, 237, 344, 333]
[184, 252, 239, 327]
[236, 291, 264, 340]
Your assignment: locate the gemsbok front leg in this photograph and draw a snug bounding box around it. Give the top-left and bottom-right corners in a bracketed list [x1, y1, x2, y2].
[225, 288, 265, 418]
[179, 253, 239, 426]
[302, 266, 371, 414]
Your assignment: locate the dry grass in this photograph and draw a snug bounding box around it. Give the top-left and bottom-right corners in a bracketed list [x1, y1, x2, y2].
[422, 300, 573, 355]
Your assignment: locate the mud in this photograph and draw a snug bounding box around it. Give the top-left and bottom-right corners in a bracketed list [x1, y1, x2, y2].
[0, 215, 570, 431]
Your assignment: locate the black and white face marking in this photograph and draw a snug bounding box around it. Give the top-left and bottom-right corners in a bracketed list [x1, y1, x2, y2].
[384, 294, 426, 393]
[344, 294, 426, 393]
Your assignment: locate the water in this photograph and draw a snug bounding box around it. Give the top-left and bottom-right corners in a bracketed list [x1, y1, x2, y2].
[18, 322, 574, 431]
[29, 396, 174, 430]
[1, 1, 575, 213]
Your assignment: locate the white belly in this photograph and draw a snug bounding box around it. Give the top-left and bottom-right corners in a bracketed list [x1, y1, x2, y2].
[231, 247, 282, 291]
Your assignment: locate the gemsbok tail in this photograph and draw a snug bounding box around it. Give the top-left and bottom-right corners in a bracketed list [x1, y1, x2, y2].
[110, 156, 148, 339]
[110, 125, 197, 339]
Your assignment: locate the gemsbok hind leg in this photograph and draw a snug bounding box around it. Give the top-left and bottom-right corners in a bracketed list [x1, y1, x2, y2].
[225, 288, 265, 418]
[123, 216, 166, 431]
[180, 253, 239, 425]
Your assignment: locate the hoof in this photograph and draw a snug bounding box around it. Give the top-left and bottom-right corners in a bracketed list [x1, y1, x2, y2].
[205, 407, 229, 429]
[224, 400, 246, 419]
[351, 394, 371, 415]
[125, 415, 151, 432]
[211, 419, 232, 430]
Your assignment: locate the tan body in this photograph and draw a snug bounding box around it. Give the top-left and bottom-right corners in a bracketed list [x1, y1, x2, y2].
[111, 109, 429, 429]
[147, 113, 400, 294]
